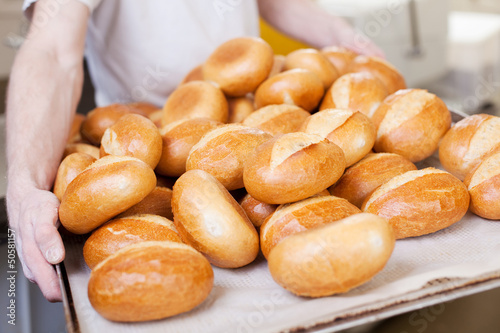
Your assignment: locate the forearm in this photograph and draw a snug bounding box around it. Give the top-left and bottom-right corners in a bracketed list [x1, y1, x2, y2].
[258, 0, 351, 48]
[6, 45, 83, 206]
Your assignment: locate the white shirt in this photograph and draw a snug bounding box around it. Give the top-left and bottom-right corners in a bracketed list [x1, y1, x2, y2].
[23, 0, 260, 107]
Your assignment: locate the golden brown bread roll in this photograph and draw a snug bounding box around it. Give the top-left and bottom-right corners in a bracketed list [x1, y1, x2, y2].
[83, 214, 182, 269]
[320, 72, 389, 118]
[371, 89, 451, 163]
[439, 114, 500, 181]
[320, 46, 357, 75]
[63, 143, 100, 159]
[463, 147, 500, 220]
[53, 152, 96, 201]
[180, 64, 204, 84]
[59, 156, 157, 234]
[260, 195, 361, 259]
[268, 54, 286, 77]
[147, 109, 163, 128]
[100, 113, 163, 169]
[348, 55, 406, 94]
[254, 69, 324, 112]
[172, 170, 259, 268]
[330, 153, 417, 208]
[283, 48, 340, 89]
[161, 81, 228, 126]
[80, 103, 148, 145]
[156, 118, 221, 177]
[227, 95, 255, 123]
[268, 213, 395, 297]
[362, 168, 470, 239]
[242, 104, 310, 136]
[88, 241, 213, 322]
[300, 108, 376, 166]
[239, 193, 277, 228]
[117, 186, 173, 220]
[243, 132, 346, 204]
[125, 102, 160, 117]
[186, 124, 272, 190]
[203, 37, 274, 97]
[67, 114, 86, 144]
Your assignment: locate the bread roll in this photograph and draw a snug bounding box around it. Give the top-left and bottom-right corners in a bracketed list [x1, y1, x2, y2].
[242, 104, 310, 136]
[161, 81, 228, 126]
[181, 64, 204, 84]
[117, 186, 173, 220]
[63, 143, 100, 159]
[320, 72, 389, 118]
[463, 147, 500, 220]
[439, 114, 500, 180]
[88, 241, 213, 322]
[254, 69, 324, 112]
[268, 54, 285, 77]
[186, 124, 272, 190]
[320, 46, 357, 75]
[148, 109, 163, 128]
[203, 37, 274, 97]
[125, 102, 159, 116]
[260, 195, 360, 259]
[268, 213, 395, 297]
[371, 89, 451, 163]
[67, 113, 86, 144]
[227, 95, 255, 123]
[239, 194, 278, 228]
[100, 113, 162, 169]
[53, 152, 96, 201]
[81, 103, 147, 145]
[172, 170, 259, 268]
[83, 214, 182, 269]
[301, 108, 376, 166]
[330, 153, 417, 208]
[243, 132, 346, 204]
[59, 156, 157, 234]
[362, 168, 470, 239]
[155, 118, 221, 177]
[348, 56, 406, 94]
[283, 48, 340, 89]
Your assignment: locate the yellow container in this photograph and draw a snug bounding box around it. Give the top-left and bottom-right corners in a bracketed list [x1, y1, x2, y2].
[259, 19, 310, 56]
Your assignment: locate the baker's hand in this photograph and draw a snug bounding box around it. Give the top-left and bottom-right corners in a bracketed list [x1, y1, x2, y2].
[7, 186, 65, 302]
[334, 19, 386, 59]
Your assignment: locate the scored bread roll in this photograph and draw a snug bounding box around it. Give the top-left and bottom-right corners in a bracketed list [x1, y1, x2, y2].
[243, 132, 346, 204]
[320, 46, 357, 75]
[180, 64, 204, 84]
[320, 72, 389, 118]
[372, 89, 451, 163]
[117, 186, 173, 220]
[227, 95, 255, 123]
[161, 81, 228, 126]
[254, 69, 324, 112]
[260, 195, 361, 259]
[63, 143, 100, 159]
[67, 114, 86, 144]
[186, 124, 272, 190]
[53, 152, 96, 201]
[362, 168, 470, 239]
[242, 104, 310, 136]
[300, 108, 376, 166]
[463, 147, 500, 220]
[100, 113, 162, 169]
[80, 103, 149, 145]
[283, 48, 340, 89]
[268, 54, 286, 77]
[172, 170, 259, 268]
[348, 55, 406, 94]
[330, 153, 417, 208]
[203, 37, 274, 97]
[88, 241, 213, 322]
[439, 114, 500, 181]
[83, 214, 182, 269]
[268, 213, 395, 297]
[59, 156, 157, 234]
[156, 118, 221, 177]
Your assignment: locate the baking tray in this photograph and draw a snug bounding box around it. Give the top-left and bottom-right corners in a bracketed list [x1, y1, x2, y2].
[56, 109, 500, 333]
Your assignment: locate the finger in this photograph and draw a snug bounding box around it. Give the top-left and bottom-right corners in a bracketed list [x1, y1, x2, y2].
[16, 236, 35, 282]
[33, 198, 65, 265]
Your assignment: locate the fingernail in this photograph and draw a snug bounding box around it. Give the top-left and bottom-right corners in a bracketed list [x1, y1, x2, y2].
[45, 247, 62, 264]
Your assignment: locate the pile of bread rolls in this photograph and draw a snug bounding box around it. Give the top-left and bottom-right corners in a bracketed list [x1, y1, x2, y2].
[53, 36, 500, 323]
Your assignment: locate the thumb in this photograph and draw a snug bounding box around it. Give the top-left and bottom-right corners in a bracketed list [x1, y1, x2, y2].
[34, 204, 65, 265]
